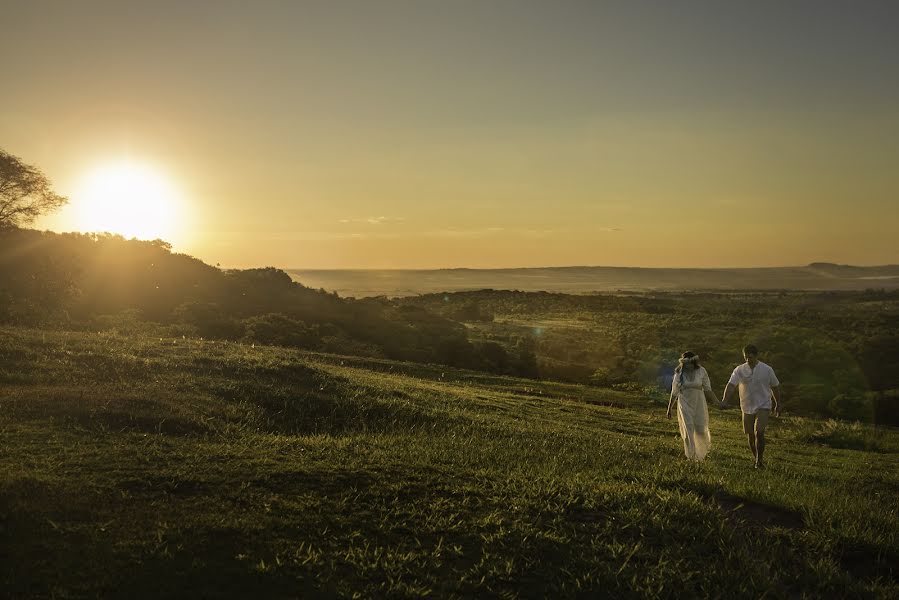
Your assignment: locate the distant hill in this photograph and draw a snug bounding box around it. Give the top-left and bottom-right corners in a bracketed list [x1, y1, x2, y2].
[287, 263, 899, 298]
[0, 229, 496, 371]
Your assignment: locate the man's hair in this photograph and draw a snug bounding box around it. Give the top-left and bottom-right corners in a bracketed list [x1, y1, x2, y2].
[743, 344, 759, 356]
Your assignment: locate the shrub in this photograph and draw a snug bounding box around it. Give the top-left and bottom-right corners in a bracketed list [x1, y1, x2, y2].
[874, 389, 899, 426]
[173, 301, 244, 339]
[589, 367, 612, 387]
[243, 313, 321, 349]
[828, 391, 875, 423]
[475, 341, 509, 373]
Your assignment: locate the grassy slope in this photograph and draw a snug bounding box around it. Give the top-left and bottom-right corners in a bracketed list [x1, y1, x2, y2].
[1, 326, 897, 599]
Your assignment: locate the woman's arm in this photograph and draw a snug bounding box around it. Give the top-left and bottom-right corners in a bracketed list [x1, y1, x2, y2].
[701, 368, 718, 407]
[666, 391, 677, 419]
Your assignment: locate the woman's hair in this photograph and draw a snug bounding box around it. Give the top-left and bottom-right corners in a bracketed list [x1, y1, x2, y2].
[675, 351, 701, 388]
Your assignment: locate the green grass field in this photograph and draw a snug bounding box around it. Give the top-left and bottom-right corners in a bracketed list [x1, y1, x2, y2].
[2, 325, 897, 598]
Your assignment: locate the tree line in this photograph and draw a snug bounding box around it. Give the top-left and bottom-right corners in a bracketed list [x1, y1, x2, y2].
[0, 229, 538, 377]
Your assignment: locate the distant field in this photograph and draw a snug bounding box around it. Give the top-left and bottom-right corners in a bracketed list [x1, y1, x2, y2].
[397, 288, 899, 424]
[287, 263, 899, 298]
[2, 326, 897, 598]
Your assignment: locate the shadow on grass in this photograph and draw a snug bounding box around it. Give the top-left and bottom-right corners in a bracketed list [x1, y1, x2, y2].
[202, 362, 458, 438]
[837, 539, 899, 584]
[1, 386, 216, 436]
[714, 491, 805, 531]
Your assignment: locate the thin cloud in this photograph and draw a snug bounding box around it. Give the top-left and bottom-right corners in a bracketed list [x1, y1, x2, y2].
[425, 227, 506, 238]
[422, 227, 561, 239]
[338, 216, 406, 225]
[203, 226, 567, 242]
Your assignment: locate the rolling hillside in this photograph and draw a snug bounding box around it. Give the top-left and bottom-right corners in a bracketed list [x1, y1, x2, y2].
[2, 326, 897, 598]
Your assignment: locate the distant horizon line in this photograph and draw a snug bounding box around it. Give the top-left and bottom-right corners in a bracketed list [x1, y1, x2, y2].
[25, 230, 898, 273]
[276, 262, 899, 272]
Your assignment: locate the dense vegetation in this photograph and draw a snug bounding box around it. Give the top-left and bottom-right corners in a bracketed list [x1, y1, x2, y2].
[399, 290, 899, 425]
[2, 325, 897, 598]
[0, 228, 516, 372]
[4, 228, 897, 424]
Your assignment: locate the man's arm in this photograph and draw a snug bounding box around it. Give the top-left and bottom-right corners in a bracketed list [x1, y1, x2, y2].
[771, 385, 781, 416]
[720, 382, 737, 408]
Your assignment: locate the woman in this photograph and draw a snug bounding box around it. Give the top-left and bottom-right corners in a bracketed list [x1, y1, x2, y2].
[666, 351, 719, 461]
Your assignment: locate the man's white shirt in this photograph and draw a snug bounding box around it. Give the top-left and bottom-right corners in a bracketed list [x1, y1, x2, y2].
[728, 361, 780, 414]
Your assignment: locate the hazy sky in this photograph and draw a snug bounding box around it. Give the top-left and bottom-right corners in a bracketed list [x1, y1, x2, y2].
[4, 0, 898, 268]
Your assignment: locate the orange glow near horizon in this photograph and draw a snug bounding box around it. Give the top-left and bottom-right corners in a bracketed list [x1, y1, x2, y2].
[10, 3, 899, 269]
[72, 161, 187, 246]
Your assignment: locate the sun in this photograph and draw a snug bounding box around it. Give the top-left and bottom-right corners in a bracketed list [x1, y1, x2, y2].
[74, 160, 185, 244]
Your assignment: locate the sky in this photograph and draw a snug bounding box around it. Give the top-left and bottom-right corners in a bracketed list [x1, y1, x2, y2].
[3, 0, 899, 269]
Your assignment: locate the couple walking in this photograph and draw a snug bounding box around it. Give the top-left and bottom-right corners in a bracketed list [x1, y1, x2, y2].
[666, 345, 781, 468]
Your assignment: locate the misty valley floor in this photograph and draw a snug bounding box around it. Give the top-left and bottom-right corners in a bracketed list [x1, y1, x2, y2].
[1, 326, 898, 598]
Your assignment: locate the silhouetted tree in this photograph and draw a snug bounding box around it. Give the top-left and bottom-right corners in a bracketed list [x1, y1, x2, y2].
[476, 341, 509, 373]
[0, 149, 68, 229]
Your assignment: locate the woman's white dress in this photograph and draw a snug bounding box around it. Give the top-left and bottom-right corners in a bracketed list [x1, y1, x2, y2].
[672, 366, 712, 461]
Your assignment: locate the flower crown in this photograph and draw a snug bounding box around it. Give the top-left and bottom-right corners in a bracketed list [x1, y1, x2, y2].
[678, 354, 700, 365]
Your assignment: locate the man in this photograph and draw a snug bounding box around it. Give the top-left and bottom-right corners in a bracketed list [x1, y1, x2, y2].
[720, 344, 781, 469]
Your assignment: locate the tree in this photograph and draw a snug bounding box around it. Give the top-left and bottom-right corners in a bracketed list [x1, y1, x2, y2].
[0, 149, 68, 229]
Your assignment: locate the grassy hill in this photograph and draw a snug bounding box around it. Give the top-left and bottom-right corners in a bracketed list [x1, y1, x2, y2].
[2, 326, 898, 598]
